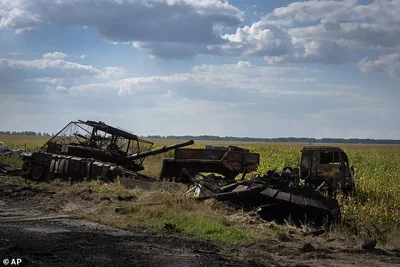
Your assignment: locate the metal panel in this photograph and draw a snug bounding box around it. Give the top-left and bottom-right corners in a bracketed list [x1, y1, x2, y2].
[290, 194, 306, 206]
[80, 159, 87, 179]
[304, 197, 329, 211]
[260, 187, 279, 198]
[174, 149, 226, 160]
[59, 159, 66, 174]
[232, 185, 249, 192]
[91, 161, 103, 179]
[68, 157, 81, 179]
[86, 161, 92, 179]
[244, 153, 260, 165]
[54, 159, 60, 174]
[63, 157, 71, 175]
[49, 159, 56, 173]
[276, 191, 291, 202]
[102, 164, 110, 180]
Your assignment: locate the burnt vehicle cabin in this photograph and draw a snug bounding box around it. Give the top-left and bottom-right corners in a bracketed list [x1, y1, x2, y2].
[300, 146, 354, 193]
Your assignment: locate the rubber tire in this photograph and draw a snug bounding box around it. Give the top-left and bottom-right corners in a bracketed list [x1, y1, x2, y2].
[32, 165, 45, 181]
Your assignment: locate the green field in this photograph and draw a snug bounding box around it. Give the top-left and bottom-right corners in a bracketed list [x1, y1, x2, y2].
[1, 135, 399, 244]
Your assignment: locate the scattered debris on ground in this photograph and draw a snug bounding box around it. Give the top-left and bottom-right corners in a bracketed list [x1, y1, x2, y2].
[362, 239, 378, 250]
[0, 141, 25, 157]
[0, 160, 20, 176]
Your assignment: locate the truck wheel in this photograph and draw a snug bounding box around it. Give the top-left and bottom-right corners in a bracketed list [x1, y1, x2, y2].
[32, 165, 45, 181]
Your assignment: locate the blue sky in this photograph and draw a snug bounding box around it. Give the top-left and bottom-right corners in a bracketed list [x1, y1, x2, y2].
[0, 0, 399, 138]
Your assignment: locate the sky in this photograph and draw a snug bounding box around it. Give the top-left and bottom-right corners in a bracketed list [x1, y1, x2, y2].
[0, 0, 399, 139]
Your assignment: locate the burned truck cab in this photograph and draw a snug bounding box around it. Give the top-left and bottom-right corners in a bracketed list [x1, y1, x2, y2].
[300, 146, 354, 193]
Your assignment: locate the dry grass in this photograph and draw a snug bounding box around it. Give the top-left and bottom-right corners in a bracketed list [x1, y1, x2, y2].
[0, 135, 50, 150]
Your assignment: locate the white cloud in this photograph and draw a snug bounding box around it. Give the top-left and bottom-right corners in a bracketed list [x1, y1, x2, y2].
[265, 0, 359, 26]
[221, 0, 400, 64]
[79, 54, 86, 59]
[316, 83, 365, 90]
[116, 61, 358, 99]
[357, 53, 400, 79]
[1, 0, 399, 62]
[0, 0, 243, 58]
[209, 22, 294, 57]
[55, 85, 67, 91]
[0, 55, 99, 74]
[97, 67, 127, 79]
[0, 57, 397, 139]
[272, 0, 400, 49]
[42, 51, 67, 60]
[0, 52, 128, 94]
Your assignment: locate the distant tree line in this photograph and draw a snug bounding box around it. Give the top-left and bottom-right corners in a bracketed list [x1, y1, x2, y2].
[143, 135, 400, 145]
[0, 131, 53, 136]
[1, 131, 399, 144]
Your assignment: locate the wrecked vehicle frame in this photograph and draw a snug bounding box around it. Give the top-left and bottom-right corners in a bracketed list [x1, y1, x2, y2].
[20, 120, 194, 182]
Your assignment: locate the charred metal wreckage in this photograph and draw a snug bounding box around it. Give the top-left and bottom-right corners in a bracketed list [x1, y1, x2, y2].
[160, 145, 354, 225]
[20, 120, 193, 182]
[6, 120, 354, 225]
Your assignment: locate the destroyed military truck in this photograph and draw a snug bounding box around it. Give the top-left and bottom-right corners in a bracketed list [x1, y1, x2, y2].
[21, 120, 194, 181]
[299, 146, 355, 193]
[161, 144, 354, 193]
[159, 145, 352, 225]
[160, 145, 260, 182]
[252, 146, 355, 194]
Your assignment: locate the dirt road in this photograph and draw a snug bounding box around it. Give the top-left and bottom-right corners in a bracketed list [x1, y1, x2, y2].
[0, 215, 255, 267]
[0, 176, 399, 267]
[0, 194, 257, 267]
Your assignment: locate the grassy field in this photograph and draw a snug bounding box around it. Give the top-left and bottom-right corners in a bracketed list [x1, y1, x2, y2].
[1, 135, 399, 246]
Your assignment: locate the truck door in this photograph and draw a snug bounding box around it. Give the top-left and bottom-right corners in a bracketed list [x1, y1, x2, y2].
[300, 150, 313, 179]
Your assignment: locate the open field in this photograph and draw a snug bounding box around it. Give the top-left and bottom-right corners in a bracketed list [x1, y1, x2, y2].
[1, 135, 400, 249]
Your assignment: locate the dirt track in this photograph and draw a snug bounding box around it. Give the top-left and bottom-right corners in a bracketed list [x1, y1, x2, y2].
[0, 175, 399, 267]
[0, 177, 257, 267]
[0, 216, 256, 267]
